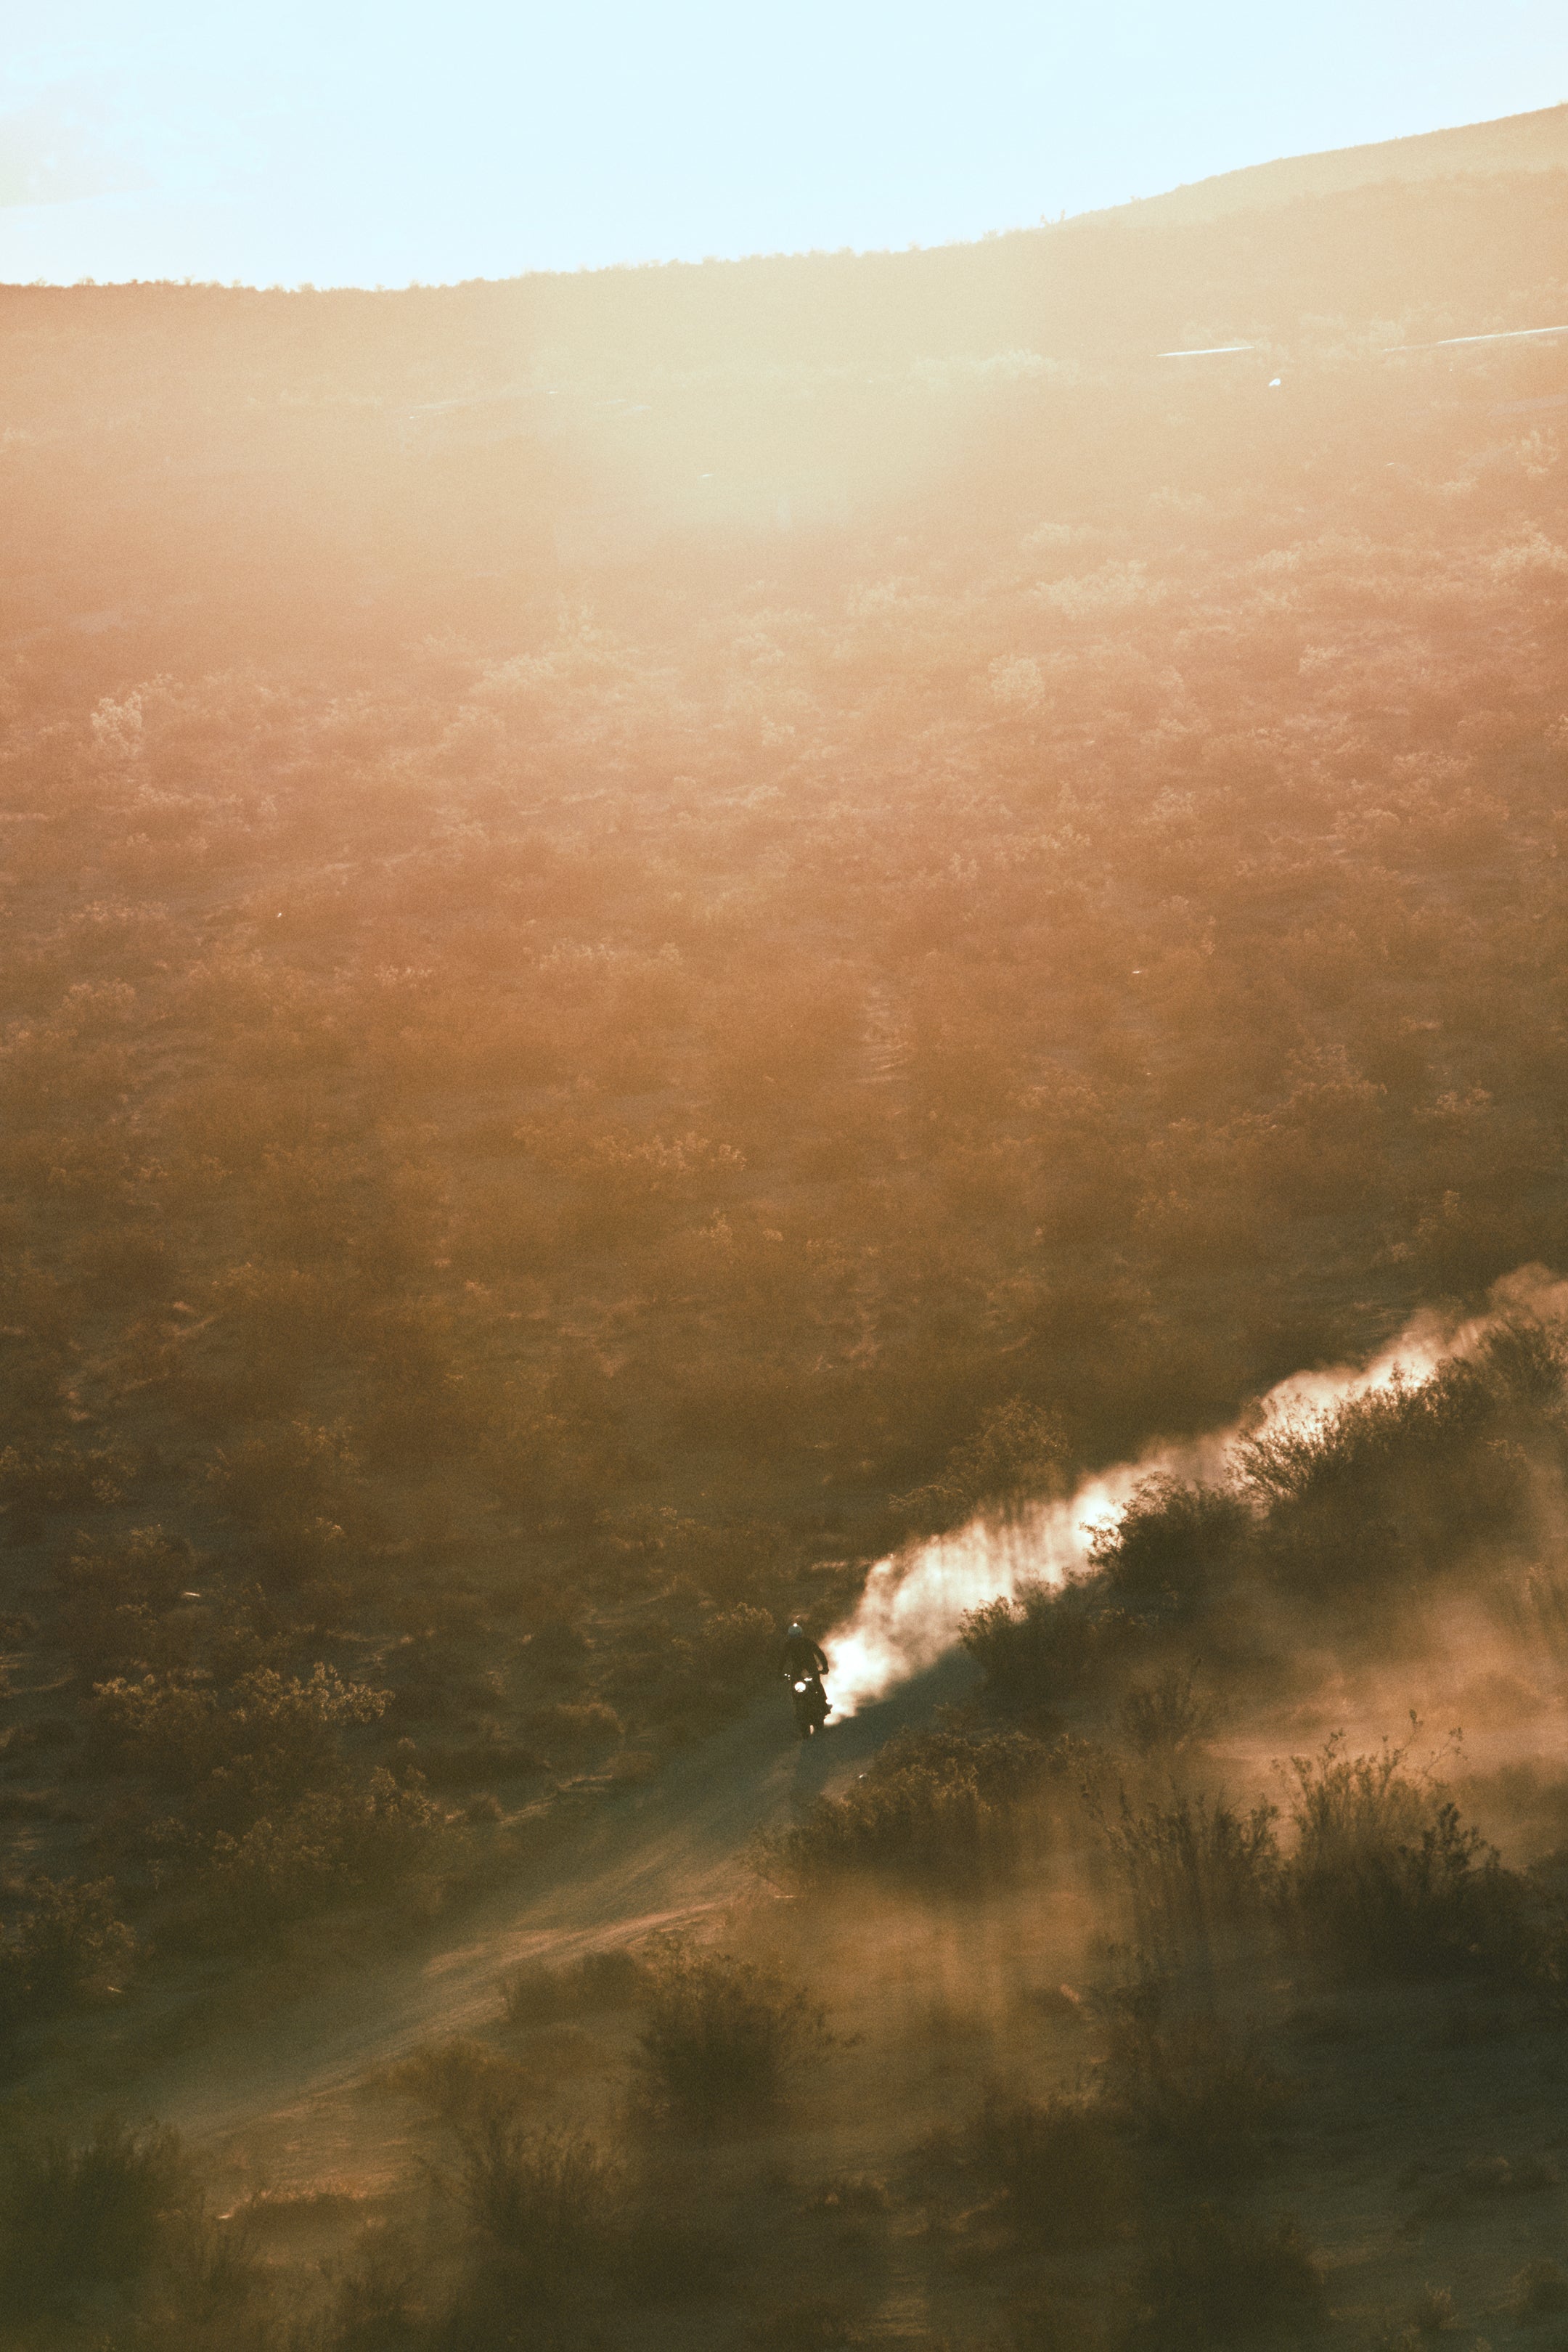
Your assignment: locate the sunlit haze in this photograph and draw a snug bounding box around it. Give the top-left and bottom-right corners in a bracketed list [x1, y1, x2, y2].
[4, 0, 1567, 286]
[12, 0, 1568, 2331]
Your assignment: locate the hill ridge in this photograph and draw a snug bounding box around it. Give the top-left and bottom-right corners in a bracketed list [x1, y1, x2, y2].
[1076, 99, 1568, 232]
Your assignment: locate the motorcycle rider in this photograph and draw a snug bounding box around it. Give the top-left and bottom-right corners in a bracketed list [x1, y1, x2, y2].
[778, 1621, 830, 1734]
[778, 1622, 828, 1684]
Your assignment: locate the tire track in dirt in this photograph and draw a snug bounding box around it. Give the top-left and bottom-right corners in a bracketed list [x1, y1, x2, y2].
[130, 1651, 979, 2194]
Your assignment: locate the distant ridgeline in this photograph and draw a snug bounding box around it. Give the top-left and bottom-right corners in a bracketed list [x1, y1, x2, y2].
[1, 105, 1567, 670]
[1079, 99, 1568, 226]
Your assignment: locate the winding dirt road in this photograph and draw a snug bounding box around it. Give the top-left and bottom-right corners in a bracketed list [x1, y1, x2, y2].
[113, 1651, 976, 2197]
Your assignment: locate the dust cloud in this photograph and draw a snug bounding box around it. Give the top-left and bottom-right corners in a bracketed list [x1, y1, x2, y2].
[824, 1267, 1568, 1715]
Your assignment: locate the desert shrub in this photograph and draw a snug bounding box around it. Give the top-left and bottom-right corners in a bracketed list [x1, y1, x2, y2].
[196, 1808, 349, 1935]
[632, 1948, 833, 2130]
[0, 1435, 138, 1534]
[1379, 2284, 1460, 2344]
[198, 1769, 462, 1939]
[1116, 1665, 1215, 1755]
[312, 2229, 426, 2352]
[89, 1667, 224, 1782]
[897, 1397, 1067, 1533]
[1239, 1363, 1500, 1521]
[1238, 1357, 1538, 1620]
[961, 1589, 1150, 1710]
[692, 1602, 779, 1689]
[385, 2037, 716, 2334]
[1102, 1738, 1540, 1985]
[502, 1943, 653, 2030]
[1125, 2205, 1326, 2348]
[1281, 1734, 1534, 1983]
[1094, 1478, 1251, 1614]
[969, 2093, 1126, 2245]
[755, 1726, 1061, 1888]
[51, 1524, 199, 1675]
[1099, 1993, 1299, 2176]
[1102, 1790, 1281, 1948]
[206, 1418, 371, 1540]
[599, 1600, 784, 1742]
[0, 1872, 138, 2030]
[1509, 2258, 1568, 2317]
[91, 1662, 388, 1816]
[457, 2120, 624, 2282]
[384, 2036, 545, 2147]
[0, 2115, 196, 2314]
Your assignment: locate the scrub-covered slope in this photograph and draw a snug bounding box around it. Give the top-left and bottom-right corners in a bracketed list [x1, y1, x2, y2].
[3, 115, 1568, 2351]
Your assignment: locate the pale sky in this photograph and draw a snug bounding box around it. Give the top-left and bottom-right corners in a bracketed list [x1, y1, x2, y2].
[3, 1, 1566, 288]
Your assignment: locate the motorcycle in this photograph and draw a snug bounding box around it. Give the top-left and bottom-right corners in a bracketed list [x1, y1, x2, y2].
[790, 1671, 830, 1738]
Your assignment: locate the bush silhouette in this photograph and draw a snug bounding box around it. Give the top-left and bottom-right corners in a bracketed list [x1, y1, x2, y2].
[969, 2092, 1127, 2246]
[0, 1874, 138, 2030]
[756, 1726, 1061, 1888]
[1103, 1790, 1281, 1950]
[1096, 1479, 1251, 1615]
[897, 1398, 1067, 1533]
[1126, 2205, 1326, 2348]
[0, 2116, 197, 2315]
[1509, 2258, 1568, 2318]
[1116, 1666, 1215, 1756]
[632, 1949, 832, 2130]
[1281, 1733, 1533, 1983]
[199, 1769, 462, 1941]
[457, 2120, 624, 2283]
[962, 1591, 1149, 1711]
[1099, 1994, 1299, 2177]
[502, 1943, 652, 2029]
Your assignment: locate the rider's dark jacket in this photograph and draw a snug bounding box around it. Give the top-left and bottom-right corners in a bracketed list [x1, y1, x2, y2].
[778, 1629, 828, 1681]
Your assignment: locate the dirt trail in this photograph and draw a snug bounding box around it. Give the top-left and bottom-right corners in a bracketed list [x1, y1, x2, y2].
[115, 1653, 977, 2196]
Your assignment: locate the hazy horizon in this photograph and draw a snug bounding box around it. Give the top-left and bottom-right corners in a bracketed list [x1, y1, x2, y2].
[4, 0, 1567, 290]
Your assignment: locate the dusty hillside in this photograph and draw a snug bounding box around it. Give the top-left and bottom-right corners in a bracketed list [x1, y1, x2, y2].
[3, 110, 1568, 2352]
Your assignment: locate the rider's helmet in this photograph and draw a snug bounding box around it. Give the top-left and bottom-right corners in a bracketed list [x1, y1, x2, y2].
[787, 1622, 804, 1638]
